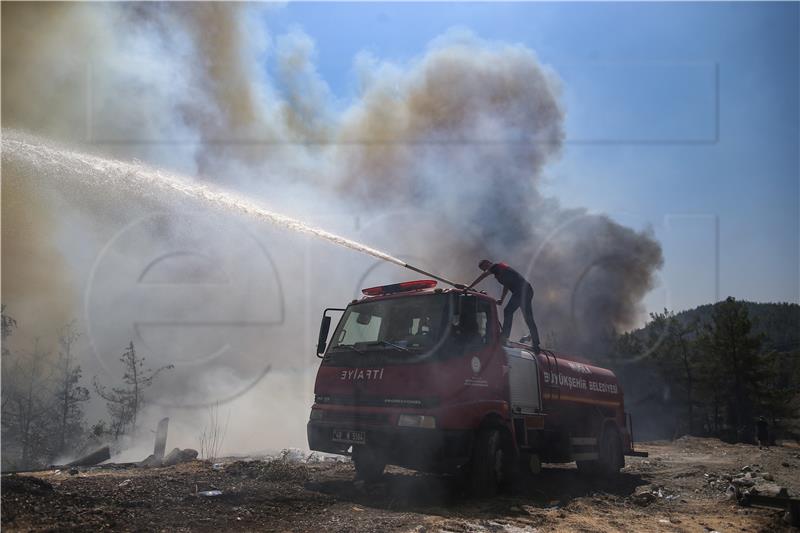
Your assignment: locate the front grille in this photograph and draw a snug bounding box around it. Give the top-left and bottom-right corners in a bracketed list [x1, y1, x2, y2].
[323, 411, 389, 426]
[315, 394, 439, 408]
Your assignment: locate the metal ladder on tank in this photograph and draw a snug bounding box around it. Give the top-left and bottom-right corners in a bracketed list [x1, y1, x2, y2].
[541, 349, 561, 402]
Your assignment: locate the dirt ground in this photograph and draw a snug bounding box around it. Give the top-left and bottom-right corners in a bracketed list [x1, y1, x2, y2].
[3, 437, 799, 532]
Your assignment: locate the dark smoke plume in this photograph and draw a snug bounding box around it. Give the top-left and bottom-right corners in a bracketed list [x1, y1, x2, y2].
[335, 33, 663, 349]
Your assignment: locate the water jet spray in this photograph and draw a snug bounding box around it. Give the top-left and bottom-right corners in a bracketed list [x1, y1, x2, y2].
[2, 131, 462, 288]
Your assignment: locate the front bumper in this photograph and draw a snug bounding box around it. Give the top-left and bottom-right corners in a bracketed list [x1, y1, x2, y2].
[307, 421, 473, 472]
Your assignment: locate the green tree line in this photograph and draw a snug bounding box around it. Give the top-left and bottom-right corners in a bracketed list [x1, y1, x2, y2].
[607, 297, 800, 443]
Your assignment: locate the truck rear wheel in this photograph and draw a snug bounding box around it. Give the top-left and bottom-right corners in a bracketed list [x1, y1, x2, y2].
[577, 426, 623, 476]
[469, 428, 510, 497]
[352, 446, 385, 482]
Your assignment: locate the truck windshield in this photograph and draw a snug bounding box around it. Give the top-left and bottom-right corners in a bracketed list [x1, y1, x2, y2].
[329, 294, 449, 355]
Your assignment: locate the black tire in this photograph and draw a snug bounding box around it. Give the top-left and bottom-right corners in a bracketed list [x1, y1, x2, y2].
[577, 426, 624, 476]
[576, 459, 596, 475]
[469, 428, 511, 497]
[352, 446, 386, 482]
[598, 427, 624, 474]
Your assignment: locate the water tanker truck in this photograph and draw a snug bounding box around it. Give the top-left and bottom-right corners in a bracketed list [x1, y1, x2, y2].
[307, 280, 647, 495]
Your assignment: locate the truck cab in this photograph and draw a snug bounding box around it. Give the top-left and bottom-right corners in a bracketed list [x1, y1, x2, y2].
[307, 280, 645, 495]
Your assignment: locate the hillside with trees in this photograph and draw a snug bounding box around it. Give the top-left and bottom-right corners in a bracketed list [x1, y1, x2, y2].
[606, 298, 800, 442]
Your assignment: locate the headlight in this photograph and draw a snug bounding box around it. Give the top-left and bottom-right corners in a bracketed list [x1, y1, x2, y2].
[309, 409, 324, 421]
[397, 414, 436, 429]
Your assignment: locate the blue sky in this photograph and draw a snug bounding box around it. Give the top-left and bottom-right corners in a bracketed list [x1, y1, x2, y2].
[268, 2, 798, 315]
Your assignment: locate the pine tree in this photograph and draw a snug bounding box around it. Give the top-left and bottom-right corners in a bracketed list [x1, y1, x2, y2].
[53, 322, 90, 458]
[3, 339, 54, 468]
[758, 349, 800, 435]
[1, 305, 18, 418]
[93, 342, 172, 439]
[647, 310, 700, 436]
[1, 305, 16, 346]
[699, 297, 766, 442]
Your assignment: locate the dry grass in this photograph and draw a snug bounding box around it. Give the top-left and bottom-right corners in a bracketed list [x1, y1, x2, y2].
[198, 403, 230, 462]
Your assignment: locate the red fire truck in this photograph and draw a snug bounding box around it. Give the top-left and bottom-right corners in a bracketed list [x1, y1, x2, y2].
[307, 280, 646, 495]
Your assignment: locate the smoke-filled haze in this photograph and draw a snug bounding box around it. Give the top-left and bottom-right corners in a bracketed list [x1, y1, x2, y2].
[1, 3, 662, 455]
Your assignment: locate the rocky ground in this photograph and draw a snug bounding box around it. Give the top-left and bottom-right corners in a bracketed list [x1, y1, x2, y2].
[2, 437, 799, 532]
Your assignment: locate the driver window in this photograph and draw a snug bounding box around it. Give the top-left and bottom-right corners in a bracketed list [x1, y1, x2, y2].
[338, 311, 382, 344]
[476, 300, 493, 343]
[455, 296, 493, 346]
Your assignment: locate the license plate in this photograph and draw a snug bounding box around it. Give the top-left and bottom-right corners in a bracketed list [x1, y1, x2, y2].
[332, 429, 366, 444]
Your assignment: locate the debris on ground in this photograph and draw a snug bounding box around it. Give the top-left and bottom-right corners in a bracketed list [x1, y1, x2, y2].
[724, 468, 799, 527]
[153, 417, 169, 459]
[224, 455, 310, 483]
[138, 448, 198, 468]
[1, 475, 54, 496]
[66, 446, 110, 467]
[2, 439, 798, 532]
[162, 448, 199, 467]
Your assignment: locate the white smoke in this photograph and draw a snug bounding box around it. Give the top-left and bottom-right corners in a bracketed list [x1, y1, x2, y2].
[1, 4, 662, 455]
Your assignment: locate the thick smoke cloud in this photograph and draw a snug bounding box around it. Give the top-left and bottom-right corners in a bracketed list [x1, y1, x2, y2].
[335, 33, 662, 346]
[2, 3, 662, 453]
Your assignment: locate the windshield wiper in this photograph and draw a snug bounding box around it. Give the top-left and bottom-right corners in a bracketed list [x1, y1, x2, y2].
[367, 340, 411, 353]
[331, 344, 366, 355]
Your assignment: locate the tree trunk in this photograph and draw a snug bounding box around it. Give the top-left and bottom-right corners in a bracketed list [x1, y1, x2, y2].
[131, 343, 139, 435]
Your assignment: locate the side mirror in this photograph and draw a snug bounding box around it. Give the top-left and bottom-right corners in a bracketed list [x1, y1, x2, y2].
[316, 308, 346, 358]
[317, 316, 332, 355]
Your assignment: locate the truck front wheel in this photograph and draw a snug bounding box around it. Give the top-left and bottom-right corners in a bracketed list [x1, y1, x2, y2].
[352, 446, 386, 482]
[469, 428, 509, 497]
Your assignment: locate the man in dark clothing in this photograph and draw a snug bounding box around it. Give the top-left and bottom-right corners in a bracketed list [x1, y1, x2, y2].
[467, 260, 541, 353]
[756, 417, 770, 448]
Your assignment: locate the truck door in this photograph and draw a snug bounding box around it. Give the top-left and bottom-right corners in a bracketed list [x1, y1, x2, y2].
[506, 349, 541, 414]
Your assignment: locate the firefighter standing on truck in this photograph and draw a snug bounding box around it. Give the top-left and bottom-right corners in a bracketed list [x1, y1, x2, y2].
[467, 259, 541, 353]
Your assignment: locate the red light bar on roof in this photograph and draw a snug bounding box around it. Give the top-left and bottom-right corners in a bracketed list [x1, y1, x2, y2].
[362, 279, 437, 296]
